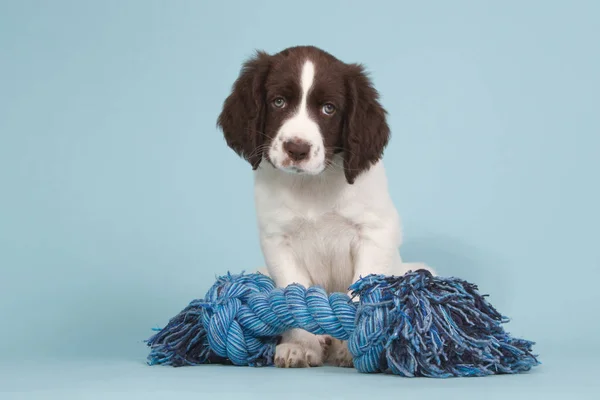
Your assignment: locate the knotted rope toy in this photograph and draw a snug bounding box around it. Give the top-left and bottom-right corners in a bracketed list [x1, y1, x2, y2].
[146, 269, 539, 378]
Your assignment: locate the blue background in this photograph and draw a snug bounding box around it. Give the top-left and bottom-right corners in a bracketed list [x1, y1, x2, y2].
[1, 0, 598, 398]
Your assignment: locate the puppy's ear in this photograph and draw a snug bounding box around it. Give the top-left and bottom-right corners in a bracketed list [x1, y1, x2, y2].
[342, 63, 390, 184]
[217, 51, 271, 169]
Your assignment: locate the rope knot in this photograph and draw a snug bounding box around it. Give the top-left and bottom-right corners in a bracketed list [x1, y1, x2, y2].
[202, 272, 277, 366]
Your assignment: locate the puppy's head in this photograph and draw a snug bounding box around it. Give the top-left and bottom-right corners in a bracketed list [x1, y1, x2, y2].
[217, 46, 389, 184]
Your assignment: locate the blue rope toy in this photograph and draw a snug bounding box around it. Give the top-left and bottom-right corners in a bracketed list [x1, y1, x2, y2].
[146, 269, 539, 378]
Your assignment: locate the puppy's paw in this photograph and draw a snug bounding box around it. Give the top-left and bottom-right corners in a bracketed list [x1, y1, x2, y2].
[274, 342, 323, 368]
[401, 262, 437, 276]
[318, 335, 333, 354]
[328, 339, 354, 368]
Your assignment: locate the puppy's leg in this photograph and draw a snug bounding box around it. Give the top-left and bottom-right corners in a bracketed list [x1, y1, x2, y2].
[397, 261, 437, 276]
[260, 237, 327, 368]
[327, 338, 354, 368]
[349, 227, 399, 298]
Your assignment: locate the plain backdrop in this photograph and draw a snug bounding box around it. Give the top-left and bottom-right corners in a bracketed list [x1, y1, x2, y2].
[1, 1, 599, 398]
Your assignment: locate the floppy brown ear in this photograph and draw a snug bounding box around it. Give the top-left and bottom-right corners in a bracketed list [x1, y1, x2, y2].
[217, 51, 271, 169]
[342, 63, 390, 184]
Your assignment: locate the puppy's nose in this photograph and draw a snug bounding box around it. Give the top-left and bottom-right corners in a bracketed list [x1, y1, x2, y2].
[283, 140, 311, 161]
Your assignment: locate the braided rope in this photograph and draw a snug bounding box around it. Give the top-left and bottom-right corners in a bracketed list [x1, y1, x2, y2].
[146, 270, 540, 377]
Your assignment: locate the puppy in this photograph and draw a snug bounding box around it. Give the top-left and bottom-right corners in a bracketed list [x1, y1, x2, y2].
[217, 45, 432, 368]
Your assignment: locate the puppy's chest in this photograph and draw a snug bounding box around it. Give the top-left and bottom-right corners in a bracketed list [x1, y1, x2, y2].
[260, 185, 360, 243]
[284, 209, 357, 244]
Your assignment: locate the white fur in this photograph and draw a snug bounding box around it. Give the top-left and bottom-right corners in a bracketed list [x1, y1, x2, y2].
[256, 157, 412, 293]
[268, 61, 326, 175]
[253, 58, 433, 368]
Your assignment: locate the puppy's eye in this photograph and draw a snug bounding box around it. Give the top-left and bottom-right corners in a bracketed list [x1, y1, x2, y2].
[322, 103, 336, 115]
[272, 97, 286, 108]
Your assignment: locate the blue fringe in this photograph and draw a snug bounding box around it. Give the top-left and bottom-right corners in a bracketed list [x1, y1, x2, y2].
[348, 271, 539, 376]
[146, 270, 539, 377]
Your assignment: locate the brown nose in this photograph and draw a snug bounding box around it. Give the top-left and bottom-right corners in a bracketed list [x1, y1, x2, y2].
[283, 140, 311, 161]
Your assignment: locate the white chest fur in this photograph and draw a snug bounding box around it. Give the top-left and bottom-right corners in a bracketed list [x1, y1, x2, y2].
[253, 157, 407, 293]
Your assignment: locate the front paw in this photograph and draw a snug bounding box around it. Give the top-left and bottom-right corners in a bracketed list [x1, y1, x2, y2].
[275, 342, 324, 368]
[328, 339, 354, 368]
[318, 335, 333, 354]
[402, 262, 437, 276]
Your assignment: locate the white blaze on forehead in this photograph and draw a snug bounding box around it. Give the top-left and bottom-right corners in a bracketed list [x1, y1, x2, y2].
[298, 60, 315, 115]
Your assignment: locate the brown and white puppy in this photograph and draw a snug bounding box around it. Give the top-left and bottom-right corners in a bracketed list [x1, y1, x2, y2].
[217, 45, 433, 368]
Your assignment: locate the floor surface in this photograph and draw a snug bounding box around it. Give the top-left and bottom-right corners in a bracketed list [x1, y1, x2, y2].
[1, 354, 597, 399]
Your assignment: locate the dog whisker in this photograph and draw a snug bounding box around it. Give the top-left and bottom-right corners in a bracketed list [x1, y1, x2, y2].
[324, 159, 365, 172]
[247, 128, 274, 141]
[247, 144, 272, 159]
